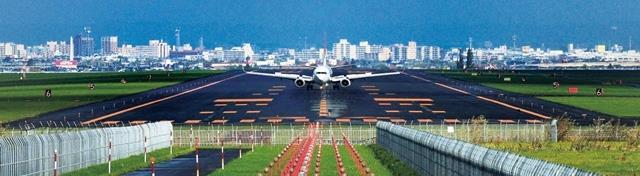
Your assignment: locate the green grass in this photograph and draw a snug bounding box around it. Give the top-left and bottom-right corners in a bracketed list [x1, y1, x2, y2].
[209, 145, 283, 176]
[0, 71, 222, 122]
[319, 145, 338, 176]
[63, 147, 193, 176]
[430, 70, 640, 118]
[337, 146, 360, 175]
[366, 144, 419, 176]
[354, 145, 393, 175]
[308, 144, 319, 176]
[484, 142, 640, 176]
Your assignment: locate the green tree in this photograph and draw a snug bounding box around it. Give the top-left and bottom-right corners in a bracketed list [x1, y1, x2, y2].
[466, 48, 474, 70]
[457, 49, 465, 70]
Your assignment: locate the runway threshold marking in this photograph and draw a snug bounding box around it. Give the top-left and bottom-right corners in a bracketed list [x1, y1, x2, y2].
[82, 73, 246, 124]
[403, 73, 550, 120]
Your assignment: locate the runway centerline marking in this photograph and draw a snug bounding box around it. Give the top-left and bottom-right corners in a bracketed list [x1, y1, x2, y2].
[403, 72, 550, 119]
[82, 73, 246, 124]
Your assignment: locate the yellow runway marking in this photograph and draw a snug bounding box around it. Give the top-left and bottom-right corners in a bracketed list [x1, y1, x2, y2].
[256, 103, 269, 106]
[419, 103, 433, 106]
[199, 111, 214, 114]
[404, 72, 550, 119]
[246, 110, 261, 114]
[82, 73, 246, 124]
[239, 119, 256, 123]
[378, 103, 391, 106]
[214, 104, 227, 107]
[212, 119, 228, 124]
[399, 103, 413, 106]
[409, 110, 423, 113]
[272, 85, 286, 88]
[235, 103, 248, 106]
[223, 111, 237, 114]
[431, 110, 446, 114]
[374, 98, 433, 102]
[385, 110, 400, 113]
[184, 120, 202, 124]
[214, 98, 273, 103]
[102, 121, 120, 125]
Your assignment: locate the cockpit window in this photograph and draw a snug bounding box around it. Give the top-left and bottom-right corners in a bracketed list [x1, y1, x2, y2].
[316, 72, 327, 74]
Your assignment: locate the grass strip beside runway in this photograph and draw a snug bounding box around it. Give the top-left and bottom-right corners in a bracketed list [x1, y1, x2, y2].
[63, 147, 193, 176]
[0, 70, 222, 122]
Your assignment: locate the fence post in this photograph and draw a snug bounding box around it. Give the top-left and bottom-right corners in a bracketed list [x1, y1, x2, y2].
[170, 130, 173, 155]
[53, 149, 58, 176]
[195, 137, 200, 176]
[550, 119, 558, 142]
[144, 136, 148, 163]
[221, 137, 225, 170]
[108, 139, 112, 174]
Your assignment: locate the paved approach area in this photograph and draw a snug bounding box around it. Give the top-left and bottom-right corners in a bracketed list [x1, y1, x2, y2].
[125, 149, 239, 176]
[22, 69, 566, 125]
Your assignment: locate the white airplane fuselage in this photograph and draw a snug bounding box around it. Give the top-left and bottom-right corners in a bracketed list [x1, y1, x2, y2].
[311, 65, 332, 87]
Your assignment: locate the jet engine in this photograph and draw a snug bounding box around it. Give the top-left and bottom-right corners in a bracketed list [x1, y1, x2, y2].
[340, 79, 351, 87]
[294, 78, 306, 88]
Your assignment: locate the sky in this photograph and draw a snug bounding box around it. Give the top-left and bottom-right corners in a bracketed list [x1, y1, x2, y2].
[0, 0, 638, 49]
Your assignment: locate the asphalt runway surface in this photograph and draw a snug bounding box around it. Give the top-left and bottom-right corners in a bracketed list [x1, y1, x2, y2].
[125, 149, 239, 176]
[16, 69, 619, 127]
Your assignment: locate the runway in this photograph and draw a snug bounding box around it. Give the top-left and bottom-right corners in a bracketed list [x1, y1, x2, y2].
[62, 69, 555, 125]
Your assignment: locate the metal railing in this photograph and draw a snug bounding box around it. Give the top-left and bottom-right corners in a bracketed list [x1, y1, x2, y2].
[0, 122, 172, 176]
[376, 121, 596, 176]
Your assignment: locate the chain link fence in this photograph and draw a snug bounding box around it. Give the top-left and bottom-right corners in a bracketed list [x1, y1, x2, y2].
[376, 121, 596, 176]
[0, 122, 172, 176]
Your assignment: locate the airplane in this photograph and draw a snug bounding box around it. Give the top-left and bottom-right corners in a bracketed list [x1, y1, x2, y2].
[245, 57, 400, 90]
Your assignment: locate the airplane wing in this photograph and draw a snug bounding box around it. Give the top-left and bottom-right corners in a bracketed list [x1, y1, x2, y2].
[330, 71, 401, 82]
[246, 71, 313, 81]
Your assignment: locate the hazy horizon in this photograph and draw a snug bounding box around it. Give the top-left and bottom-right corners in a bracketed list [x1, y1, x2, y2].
[1, 0, 638, 49]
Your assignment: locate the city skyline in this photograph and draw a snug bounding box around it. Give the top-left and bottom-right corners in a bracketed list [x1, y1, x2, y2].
[0, 0, 638, 49]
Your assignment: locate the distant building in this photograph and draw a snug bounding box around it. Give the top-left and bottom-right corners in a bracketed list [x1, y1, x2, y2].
[390, 44, 406, 62]
[296, 48, 321, 61]
[406, 41, 417, 60]
[100, 36, 118, 55]
[595, 44, 606, 54]
[356, 41, 370, 60]
[132, 40, 170, 58]
[0, 42, 27, 58]
[73, 28, 95, 56]
[333, 39, 352, 60]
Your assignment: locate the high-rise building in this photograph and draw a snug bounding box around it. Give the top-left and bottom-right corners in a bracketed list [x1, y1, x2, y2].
[407, 41, 417, 60]
[73, 27, 95, 56]
[332, 39, 351, 60]
[596, 44, 606, 54]
[100, 36, 118, 55]
[356, 41, 371, 60]
[390, 44, 406, 62]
